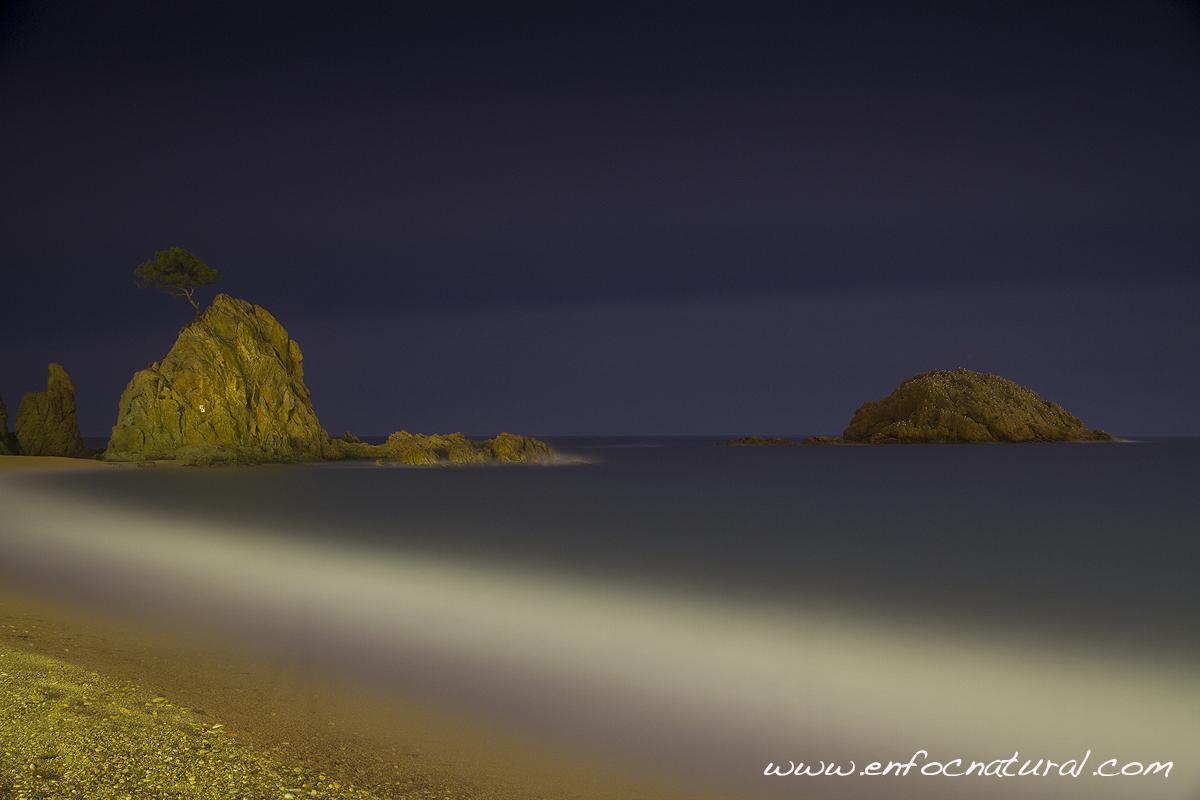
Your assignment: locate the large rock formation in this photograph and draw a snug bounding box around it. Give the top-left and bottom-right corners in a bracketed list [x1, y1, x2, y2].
[840, 369, 1111, 443]
[106, 294, 330, 462]
[14, 364, 89, 457]
[0, 395, 21, 455]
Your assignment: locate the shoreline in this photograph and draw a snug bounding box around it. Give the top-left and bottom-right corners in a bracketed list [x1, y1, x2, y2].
[0, 452, 590, 471]
[0, 586, 689, 800]
[0, 454, 115, 472]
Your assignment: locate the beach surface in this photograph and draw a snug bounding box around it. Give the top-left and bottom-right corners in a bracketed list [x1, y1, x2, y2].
[0, 587, 680, 800]
[0, 455, 115, 471]
[0, 627, 377, 800]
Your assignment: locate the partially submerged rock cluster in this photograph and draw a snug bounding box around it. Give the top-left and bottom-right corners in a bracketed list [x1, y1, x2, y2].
[729, 436, 796, 446]
[332, 431, 554, 466]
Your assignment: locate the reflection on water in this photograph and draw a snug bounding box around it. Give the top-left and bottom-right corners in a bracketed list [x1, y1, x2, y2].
[40, 437, 1200, 653]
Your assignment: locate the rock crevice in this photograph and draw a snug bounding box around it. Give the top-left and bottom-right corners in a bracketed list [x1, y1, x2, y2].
[0, 395, 21, 455]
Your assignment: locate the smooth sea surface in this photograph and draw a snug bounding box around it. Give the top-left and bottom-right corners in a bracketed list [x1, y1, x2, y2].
[7, 436, 1200, 799]
[48, 436, 1200, 657]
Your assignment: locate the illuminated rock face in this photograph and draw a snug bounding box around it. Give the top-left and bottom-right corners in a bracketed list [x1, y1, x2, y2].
[486, 432, 553, 463]
[331, 431, 554, 465]
[0, 395, 22, 454]
[842, 369, 1112, 443]
[106, 294, 329, 461]
[14, 363, 88, 457]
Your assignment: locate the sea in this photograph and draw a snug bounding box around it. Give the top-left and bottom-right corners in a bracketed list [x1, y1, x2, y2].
[58, 435, 1200, 654]
[7, 436, 1200, 800]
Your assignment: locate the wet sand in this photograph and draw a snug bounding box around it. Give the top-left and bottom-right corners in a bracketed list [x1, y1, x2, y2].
[0, 454, 114, 471]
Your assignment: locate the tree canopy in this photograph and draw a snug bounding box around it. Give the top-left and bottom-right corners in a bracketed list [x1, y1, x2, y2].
[134, 247, 220, 315]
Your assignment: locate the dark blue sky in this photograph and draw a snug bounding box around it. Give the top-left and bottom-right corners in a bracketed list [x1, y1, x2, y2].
[2, 1, 1198, 435]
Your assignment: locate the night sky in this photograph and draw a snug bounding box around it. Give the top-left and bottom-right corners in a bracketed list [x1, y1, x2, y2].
[2, 1, 1198, 436]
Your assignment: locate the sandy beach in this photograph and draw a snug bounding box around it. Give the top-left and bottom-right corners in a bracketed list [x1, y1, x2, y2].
[0, 587, 684, 800]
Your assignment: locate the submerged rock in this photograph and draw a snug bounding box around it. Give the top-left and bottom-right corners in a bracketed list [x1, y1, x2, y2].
[801, 436, 841, 445]
[106, 294, 330, 462]
[0, 395, 21, 455]
[840, 369, 1111, 444]
[14, 364, 88, 457]
[375, 431, 553, 466]
[728, 436, 796, 446]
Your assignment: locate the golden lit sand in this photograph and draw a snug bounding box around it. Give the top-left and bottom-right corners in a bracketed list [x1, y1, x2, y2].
[0, 591, 690, 800]
[0, 643, 377, 799]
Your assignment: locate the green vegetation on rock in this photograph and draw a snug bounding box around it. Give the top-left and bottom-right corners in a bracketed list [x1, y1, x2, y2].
[134, 247, 221, 317]
[840, 369, 1112, 443]
[14, 364, 88, 457]
[105, 294, 331, 463]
